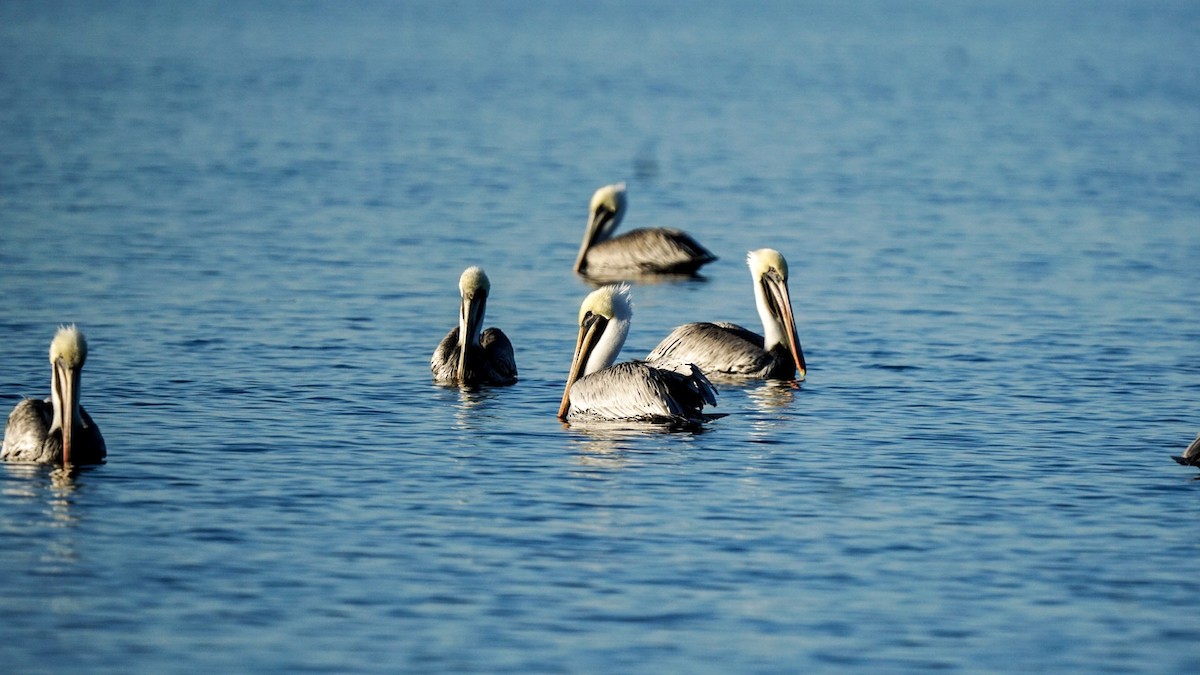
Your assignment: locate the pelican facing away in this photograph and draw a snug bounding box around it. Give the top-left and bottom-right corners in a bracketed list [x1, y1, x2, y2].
[1172, 432, 1200, 467]
[431, 266, 518, 386]
[557, 284, 718, 425]
[2, 326, 106, 467]
[647, 248, 807, 381]
[572, 183, 716, 278]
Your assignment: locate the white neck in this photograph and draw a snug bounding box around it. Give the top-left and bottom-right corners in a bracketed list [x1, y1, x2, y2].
[753, 282, 787, 351]
[584, 316, 629, 376]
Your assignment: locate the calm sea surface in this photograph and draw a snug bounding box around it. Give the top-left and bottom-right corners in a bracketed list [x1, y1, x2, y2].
[2, 1, 1199, 672]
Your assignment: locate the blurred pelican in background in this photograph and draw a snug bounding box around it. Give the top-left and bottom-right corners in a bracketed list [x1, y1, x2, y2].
[572, 183, 716, 279]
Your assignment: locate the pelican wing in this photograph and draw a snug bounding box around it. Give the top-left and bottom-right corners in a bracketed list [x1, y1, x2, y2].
[585, 228, 716, 276]
[430, 326, 461, 382]
[1, 399, 53, 462]
[431, 326, 517, 386]
[568, 362, 715, 424]
[480, 327, 518, 384]
[647, 322, 777, 378]
[651, 361, 718, 409]
[1, 398, 104, 464]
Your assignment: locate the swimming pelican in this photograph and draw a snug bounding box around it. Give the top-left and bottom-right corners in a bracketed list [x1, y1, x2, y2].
[431, 266, 518, 386]
[2, 326, 106, 467]
[572, 183, 716, 278]
[646, 248, 807, 381]
[557, 284, 718, 425]
[1172, 432, 1200, 467]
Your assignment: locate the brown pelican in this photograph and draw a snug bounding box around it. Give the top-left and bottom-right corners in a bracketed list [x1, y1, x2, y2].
[647, 248, 807, 381]
[2, 326, 106, 468]
[431, 266, 518, 386]
[572, 183, 716, 278]
[557, 284, 718, 425]
[1172, 432, 1200, 467]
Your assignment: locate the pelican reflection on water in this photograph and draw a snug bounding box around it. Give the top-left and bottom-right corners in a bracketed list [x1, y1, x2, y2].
[2, 326, 106, 468]
[572, 183, 716, 279]
[557, 284, 718, 426]
[647, 248, 807, 381]
[431, 266, 518, 386]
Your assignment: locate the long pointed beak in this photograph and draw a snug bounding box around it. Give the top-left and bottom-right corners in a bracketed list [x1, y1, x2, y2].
[573, 207, 614, 274]
[557, 316, 605, 419]
[54, 359, 80, 469]
[766, 276, 806, 381]
[457, 293, 487, 382]
[572, 238, 591, 274]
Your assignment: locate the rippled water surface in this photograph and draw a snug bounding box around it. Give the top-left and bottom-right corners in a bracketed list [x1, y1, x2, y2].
[2, 1, 1199, 672]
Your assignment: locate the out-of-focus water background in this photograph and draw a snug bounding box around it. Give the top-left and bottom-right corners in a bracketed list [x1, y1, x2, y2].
[2, 1, 1198, 671]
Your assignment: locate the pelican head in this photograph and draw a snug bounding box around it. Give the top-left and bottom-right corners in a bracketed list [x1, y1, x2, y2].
[456, 266, 491, 381]
[748, 249, 806, 380]
[573, 182, 628, 273]
[48, 325, 87, 467]
[557, 284, 632, 418]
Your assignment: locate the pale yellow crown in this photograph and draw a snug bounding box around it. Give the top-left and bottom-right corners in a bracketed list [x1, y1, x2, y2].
[579, 283, 632, 323]
[747, 248, 788, 280]
[589, 182, 627, 216]
[49, 324, 87, 368]
[459, 266, 490, 297]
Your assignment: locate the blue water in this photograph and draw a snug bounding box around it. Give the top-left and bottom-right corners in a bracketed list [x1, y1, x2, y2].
[2, 1, 1199, 671]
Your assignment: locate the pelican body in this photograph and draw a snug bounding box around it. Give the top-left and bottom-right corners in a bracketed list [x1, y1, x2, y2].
[647, 248, 807, 381]
[2, 326, 106, 467]
[1172, 433, 1200, 467]
[432, 266, 517, 386]
[558, 284, 717, 425]
[572, 183, 716, 278]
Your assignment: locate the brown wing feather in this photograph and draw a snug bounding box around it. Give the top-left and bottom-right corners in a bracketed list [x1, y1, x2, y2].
[1, 398, 105, 464]
[431, 326, 517, 386]
[584, 228, 716, 276]
[479, 328, 518, 385]
[567, 362, 715, 425]
[430, 327, 462, 383]
[647, 322, 776, 378]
